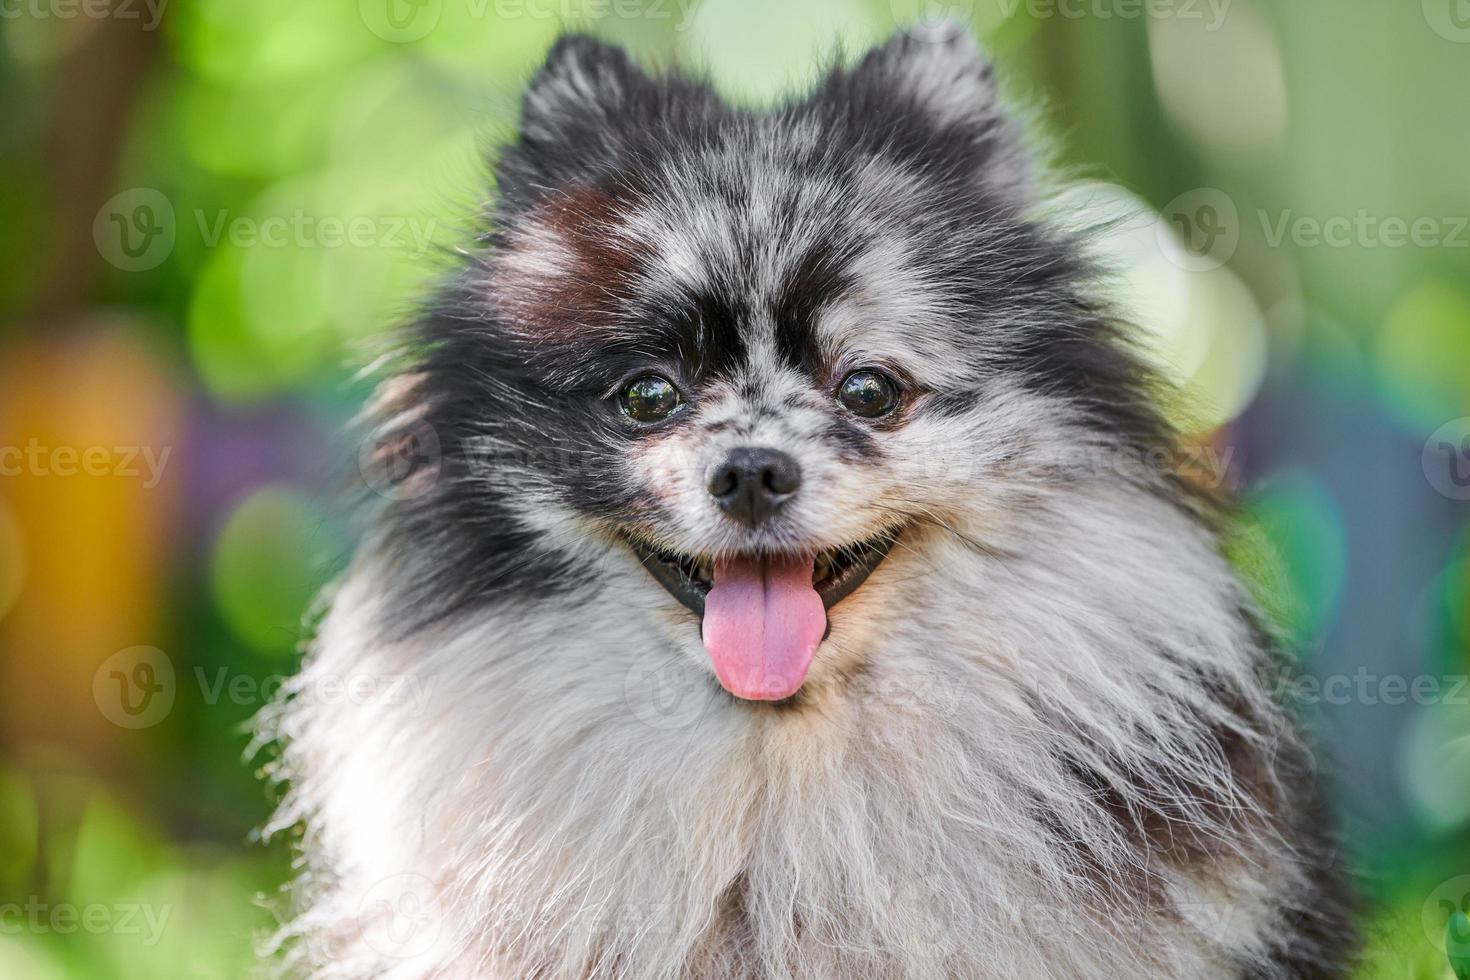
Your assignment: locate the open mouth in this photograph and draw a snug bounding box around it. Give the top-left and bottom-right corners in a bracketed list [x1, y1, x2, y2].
[628, 530, 900, 618]
[627, 529, 900, 702]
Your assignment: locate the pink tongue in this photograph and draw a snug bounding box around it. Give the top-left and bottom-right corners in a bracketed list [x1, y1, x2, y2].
[701, 555, 826, 701]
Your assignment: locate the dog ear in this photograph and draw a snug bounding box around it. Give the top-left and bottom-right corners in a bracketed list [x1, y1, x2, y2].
[518, 35, 651, 145]
[499, 35, 676, 206]
[858, 25, 998, 125]
[854, 24, 1032, 199]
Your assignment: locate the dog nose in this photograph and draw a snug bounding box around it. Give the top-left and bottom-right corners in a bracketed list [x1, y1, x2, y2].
[708, 448, 802, 527]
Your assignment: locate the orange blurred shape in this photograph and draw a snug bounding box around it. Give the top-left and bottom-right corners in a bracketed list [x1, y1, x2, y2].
[0, 320, 182, 756]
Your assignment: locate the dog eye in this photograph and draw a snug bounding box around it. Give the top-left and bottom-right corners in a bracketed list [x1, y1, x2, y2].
[836, 370, 900, 419]
[620, 375, 683, 422]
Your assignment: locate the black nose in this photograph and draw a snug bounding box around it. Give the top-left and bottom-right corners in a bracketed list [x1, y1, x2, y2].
[707, 448, 802, 528]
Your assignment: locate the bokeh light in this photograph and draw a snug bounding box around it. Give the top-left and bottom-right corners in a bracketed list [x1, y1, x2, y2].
[1148, 1, 1287, 156]
[178, 75, 352, 180]
[1401, 702, 1470, 833]
[1373, 279, 1470, 433]
[1232, 470, 1347, 646]
[1057, 182, 1268, 432]
[209, 484, 337, 658]
[168, 0, 376, 84]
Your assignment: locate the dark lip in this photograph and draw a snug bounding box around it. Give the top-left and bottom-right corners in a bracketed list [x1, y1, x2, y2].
[627, 528, 901, 618]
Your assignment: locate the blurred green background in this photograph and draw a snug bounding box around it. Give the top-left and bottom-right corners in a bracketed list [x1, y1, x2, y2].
[0, 0, 1468, 976]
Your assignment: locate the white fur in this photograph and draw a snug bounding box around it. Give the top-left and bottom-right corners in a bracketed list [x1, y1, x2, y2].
[266, 391, 1315, 978]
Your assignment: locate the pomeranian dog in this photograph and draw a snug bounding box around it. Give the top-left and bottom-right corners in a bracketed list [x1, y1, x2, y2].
[264, 25, 1354, 980]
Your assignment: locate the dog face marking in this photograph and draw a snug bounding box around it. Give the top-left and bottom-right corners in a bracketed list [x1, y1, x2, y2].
[375, 30, 1193, 685]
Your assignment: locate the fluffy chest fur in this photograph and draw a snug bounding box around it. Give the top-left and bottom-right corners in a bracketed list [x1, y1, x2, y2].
[271, 477, 1341, 978]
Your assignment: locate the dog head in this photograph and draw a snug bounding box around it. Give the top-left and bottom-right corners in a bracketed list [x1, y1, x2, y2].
[366, 29, 1177, 703]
